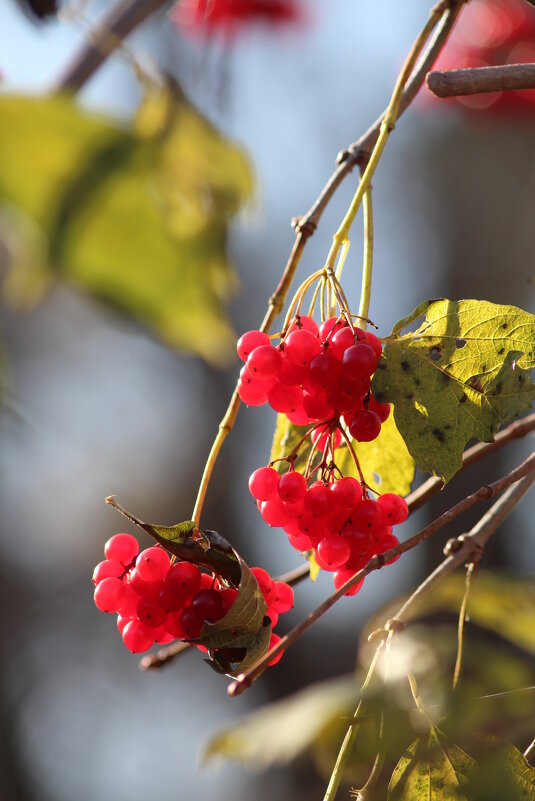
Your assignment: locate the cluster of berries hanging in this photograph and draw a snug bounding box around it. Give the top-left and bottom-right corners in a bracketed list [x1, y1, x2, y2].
[237, 313, 408, 594]
[93, 533, 292, 664]
[431, 0, 535, 113]
[171, 0, 302, 37]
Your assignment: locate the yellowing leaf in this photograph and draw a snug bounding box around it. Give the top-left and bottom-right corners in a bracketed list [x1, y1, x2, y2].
[0, 89, 253, 363]
[339, 411, 414, 496]
[204, 675, 360, 767]
[388, 729, 475, 800]
[372, 299, 535, 483]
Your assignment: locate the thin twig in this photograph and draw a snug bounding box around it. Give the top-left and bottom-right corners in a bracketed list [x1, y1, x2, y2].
[407, 411, 535, 512]
[452, 562, 474, 690]
[427, 64, 535, 98]
[57, 0, 169, 92]
[385, 471, 535, 632]
[227, 452, 535, 696]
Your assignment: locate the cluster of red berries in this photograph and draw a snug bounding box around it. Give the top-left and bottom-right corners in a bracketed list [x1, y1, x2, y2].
[237, 315, 389, 442]
[238, 314, 408, 594]
[249, 469, 407, 594]
[171, 0, 301, 36]
[92, 533, 292, 664]
[432, 0, 535, 114]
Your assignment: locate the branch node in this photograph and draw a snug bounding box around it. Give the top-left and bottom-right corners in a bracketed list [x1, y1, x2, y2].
[292, 216, 317, 236]
[385, 617, 406, 634]
[444, 535, 465, 556]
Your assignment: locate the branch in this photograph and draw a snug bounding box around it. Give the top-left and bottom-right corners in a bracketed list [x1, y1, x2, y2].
[227, 451, 535, 696]
[57, 0, 169, 92]
[427, 63, 535, 98]
[382, 469, 535, 633]
[407, 411, 535, 512]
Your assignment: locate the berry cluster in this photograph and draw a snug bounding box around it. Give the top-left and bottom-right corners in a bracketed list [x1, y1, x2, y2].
[237, 315, 389, 440]
[238, 315, 408, 594]
[171, 0, 301, 36]
[93, 533, 292, 665]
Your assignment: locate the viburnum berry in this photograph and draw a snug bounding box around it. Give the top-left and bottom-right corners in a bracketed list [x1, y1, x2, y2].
[249, 466, 280, 500]
[237, 330, 270, 361]
[104, 533, 139, 566]
[135, 547, 171, 582]
[278, 471, 307, 504]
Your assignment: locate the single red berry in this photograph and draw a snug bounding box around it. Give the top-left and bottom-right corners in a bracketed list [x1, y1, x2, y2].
[135, 547, 171, 582]
[246, 345, 282, 380]
[249, 466, 280, 500]
[277, 471, 307, 504]
[92, 559, 124, 585]
[94, 577, 126, 613]
[377, 493, 409, 524]
[333, 569, 364, 596]
[316, 536, 351, 570]
[348, 409, 382, 442]
[237, 330, 270, 361]
[284, 329, 321, 367]
[122, 619, 155, 652]
[104, 533, 139, 566]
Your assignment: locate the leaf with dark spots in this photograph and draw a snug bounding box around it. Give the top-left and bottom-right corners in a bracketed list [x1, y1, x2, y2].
[105, 496, 240, 585]
[373, 299, 535, 483]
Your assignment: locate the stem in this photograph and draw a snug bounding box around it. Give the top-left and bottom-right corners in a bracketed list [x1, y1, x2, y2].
[323, 644, 385, 801]
[452, 562, 473, 691]
[57, 0, 169, 92]
[227, 452, 535, 696]
[406, 411, 535, 512]
[427, 63, 535, 98]
[357, 187, 373, 330]
[191, 237, 309, 527]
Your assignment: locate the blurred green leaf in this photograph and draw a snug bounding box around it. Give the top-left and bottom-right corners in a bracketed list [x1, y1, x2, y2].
[204, 674, 360, 767]
[410, 571, 535, 658]
[466, 743, 535, 801]
[372, 299, 535, 482]
[270, 415, 319, 475]
[0, 86, 253, 363]
[388, 728, 475, 800]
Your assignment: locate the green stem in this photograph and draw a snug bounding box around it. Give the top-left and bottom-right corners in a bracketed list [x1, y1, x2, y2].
[357, 188, 373, 330]
[323, 645, 385, 801]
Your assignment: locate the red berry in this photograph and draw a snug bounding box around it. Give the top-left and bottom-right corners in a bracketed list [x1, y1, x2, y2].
[284, 329, 321, 367]
[237, 330, 270, 361]
[92, 559, 123, 585]
[348, 409, 382, 442]
[122, 619, 155, 652]
[288, 315, 320, 336]
[267, 382, 304, 414]
[135, 547, 170, 582]
[94, 577, 125, 613]
[330, 477, 362, 509]
[316, 536, 351, 570]
[277, 471, 307, 504]
[341, 343, 378, 379]
[377, 493, 409, 524]
[267, 633, 284, 666]
[192, 588, 226, 624]
[246, 345, 282, 380]
[333, 569, 364, 596]
[249, 466, 280, 500]
[104, 533, 139, 566]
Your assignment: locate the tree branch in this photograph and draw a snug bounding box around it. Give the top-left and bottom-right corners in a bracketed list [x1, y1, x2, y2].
[407, 411, 535, 512]
[427, 64, 535, 98]
[57, 0, 169, 92]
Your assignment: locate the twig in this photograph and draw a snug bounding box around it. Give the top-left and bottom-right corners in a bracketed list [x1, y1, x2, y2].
[333, 1, 466, 172]
[385, 470, 535, 632]
[139, 640, 192, 670]
[227, 452, 535, 696]
[452, 562, 473, 690]
[427, 64, 535, 98]
[57, 0, 169, 92]
[406, 411, 535, 512]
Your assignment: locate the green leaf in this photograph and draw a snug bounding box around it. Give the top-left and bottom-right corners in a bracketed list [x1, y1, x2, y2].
[200, 558, 268, 651]
[0, 88, 253, 363]
[204, 674, 360, 767]
[372, 299, 535, 483]
[388, 728, 475, 800]
[105, 496, 241, 586]
[338, 412, 414, 495]
[466, 743, 535, 801]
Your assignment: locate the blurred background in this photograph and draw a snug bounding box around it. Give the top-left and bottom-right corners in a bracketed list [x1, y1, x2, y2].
[0, 1, 534, 799]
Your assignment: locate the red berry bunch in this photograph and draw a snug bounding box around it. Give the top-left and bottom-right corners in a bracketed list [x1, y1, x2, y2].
[431, 0, 535, 113]
[238, 315, 408, 594]
[93, 533, 292, 665]
[171, 0, 302, 36]
[237, 316, 389, 438]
